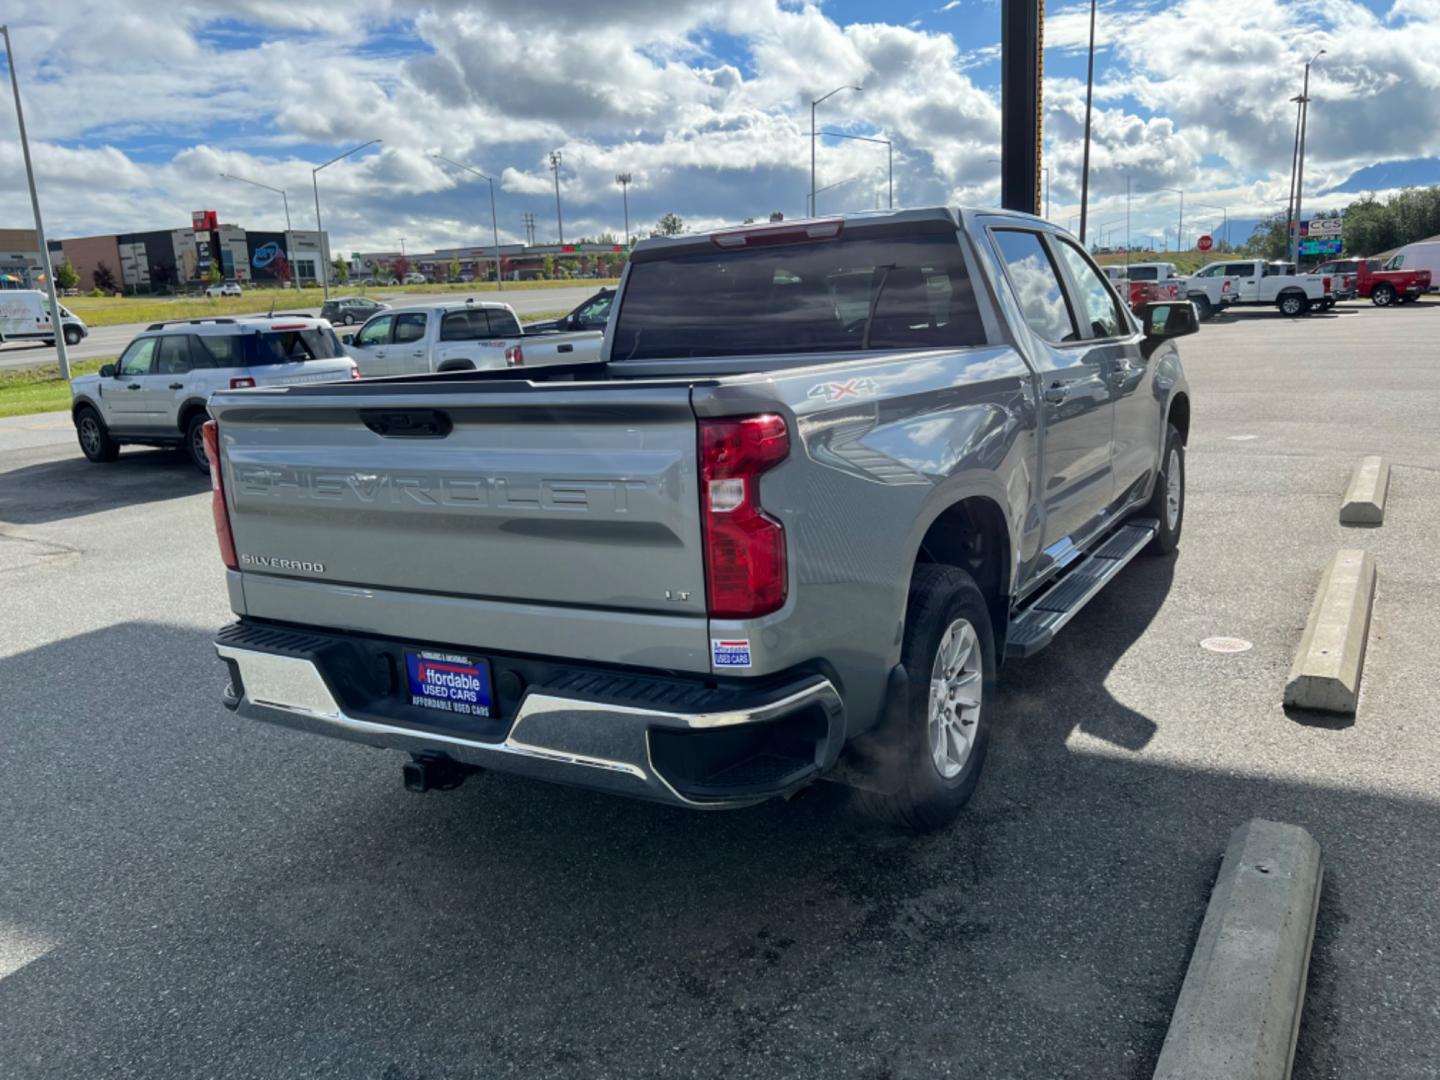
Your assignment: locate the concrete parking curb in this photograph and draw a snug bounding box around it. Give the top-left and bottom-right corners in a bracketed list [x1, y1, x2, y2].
[1339, 456, 1389, 524]
[1152, 819, 1323, 1080]
[1284, 549, 1376, 714]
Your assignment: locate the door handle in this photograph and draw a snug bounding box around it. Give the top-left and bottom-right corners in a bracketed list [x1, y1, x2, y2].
[412, 349, 424, 357]
[169, 382, 184, 390]
[126, 383, 141, 390]
[1044, 383, 1070, 404]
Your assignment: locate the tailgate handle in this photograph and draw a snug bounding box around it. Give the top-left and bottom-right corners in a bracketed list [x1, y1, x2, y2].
[558, 343, 574, 353]
[360, 409, 453, 438]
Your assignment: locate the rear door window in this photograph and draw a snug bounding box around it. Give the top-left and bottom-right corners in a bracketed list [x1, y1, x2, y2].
[393, 313, 428, 343]
[441, 308, 522, 340]
[611, 230, 985, 361]
[992, 229, 1079, 343]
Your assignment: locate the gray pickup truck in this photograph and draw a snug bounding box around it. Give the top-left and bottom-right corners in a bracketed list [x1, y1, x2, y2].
[207, 208, 1194, 830]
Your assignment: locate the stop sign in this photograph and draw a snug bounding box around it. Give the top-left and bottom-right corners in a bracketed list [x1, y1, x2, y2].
[1198, 235, 1213, 252]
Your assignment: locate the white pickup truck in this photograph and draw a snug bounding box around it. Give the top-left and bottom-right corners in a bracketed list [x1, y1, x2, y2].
[340, 299, 603, 377]
[1193, 259, 1333, 316]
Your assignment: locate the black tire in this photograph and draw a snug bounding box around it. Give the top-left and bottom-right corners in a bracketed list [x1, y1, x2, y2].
[342, 312, 356, 325]
[1144, 423, 1185, 555]
[1193, 295, 1214, 321]
[1277, 293, 1308, 317]
[63, 325, 83, 346]
[75, 406, 119, 463]
[184, 413, 211, 474]
[855, 564, 996, 831]
[1372, 283, 1396, 307]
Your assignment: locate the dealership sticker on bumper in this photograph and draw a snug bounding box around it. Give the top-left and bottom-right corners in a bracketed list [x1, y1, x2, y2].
[404, 650, 494, 717]
[712, 639, 752, 668]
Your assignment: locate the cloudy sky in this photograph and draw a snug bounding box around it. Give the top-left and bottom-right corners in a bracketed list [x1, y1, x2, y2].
[0, 0, 1433, 256]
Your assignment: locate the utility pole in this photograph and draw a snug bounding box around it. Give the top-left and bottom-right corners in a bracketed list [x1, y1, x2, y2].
[549, 150, 564, 245]
[522, 213, 536, 247]
[3, 25, 69, 379]
[615, 173, 632, 246]
[1291, 50, 1326, 264]
[312, 138, 381, 300]
[1078, 0, 1097, 240]
[431, 153, 504, 291]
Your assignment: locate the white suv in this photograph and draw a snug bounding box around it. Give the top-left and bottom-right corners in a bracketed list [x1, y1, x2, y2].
[204, 282, 243, 297]
[70, 316, 357, 472]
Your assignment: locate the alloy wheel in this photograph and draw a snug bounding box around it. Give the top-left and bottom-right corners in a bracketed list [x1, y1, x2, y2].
[928, 618, 983, 780]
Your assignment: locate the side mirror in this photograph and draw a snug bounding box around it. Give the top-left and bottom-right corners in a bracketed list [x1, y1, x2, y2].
[99, 363, 116, 378]
[340, 333, 356, 346]
[1139, 301, 1199, 340]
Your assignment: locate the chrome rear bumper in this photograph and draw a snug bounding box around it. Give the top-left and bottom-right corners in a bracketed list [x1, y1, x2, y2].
[216, 642, 845, 808]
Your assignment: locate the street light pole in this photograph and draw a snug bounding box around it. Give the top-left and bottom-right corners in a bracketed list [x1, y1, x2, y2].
[819, 131, 893, 208]
[2, 25, 69, 379]
[810, 84, 863, 216]
[1078, 0, 1097, 242]
[1191, 203, 1228, 249]
[1291, 49, 1325, 264]
[432, 153, 504, 291]
[615, 173, 632, 246]
[549, 150, 564, 246]
[312, 138, 381, 300]
[220, 172, 291, 232]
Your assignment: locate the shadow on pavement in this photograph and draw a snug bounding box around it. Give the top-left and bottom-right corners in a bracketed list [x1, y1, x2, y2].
[0, 444, 205, 526]
[0, 615, 1432, 1079]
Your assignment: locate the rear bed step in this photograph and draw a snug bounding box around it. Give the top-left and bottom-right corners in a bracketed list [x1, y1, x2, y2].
[1005, 519, 1158, 659]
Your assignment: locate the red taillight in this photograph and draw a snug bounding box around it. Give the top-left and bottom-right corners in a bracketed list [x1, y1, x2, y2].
[505, 344, 524, 366]
[1323, 276, 1332, 291]
[229, 377, 256, 389]
[711, 218, 843, 248]
[202, 420, 238, 571]
[699, 414, 789, 619]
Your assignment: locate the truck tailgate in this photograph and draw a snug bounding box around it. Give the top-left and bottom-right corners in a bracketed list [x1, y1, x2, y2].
[209, 384, 710, 667]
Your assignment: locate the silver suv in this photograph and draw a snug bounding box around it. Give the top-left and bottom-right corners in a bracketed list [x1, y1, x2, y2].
[70, 315, 357, 472]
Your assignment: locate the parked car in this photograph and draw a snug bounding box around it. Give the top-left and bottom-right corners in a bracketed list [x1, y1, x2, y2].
[0, 289, 88, 346]
[341, 299, 603, 377]
[523, 288, 616, 334]
[404, 272, 428, 285]
[69, 316, 357, 472]
[319, 296, 389, 326]
[1377, 240, 1440, 291]
[1319, 257, 1431, 306]
[204, 207, 1195, 830]
[1194, 259, 1332, 315]
[205, 282, 243, 298]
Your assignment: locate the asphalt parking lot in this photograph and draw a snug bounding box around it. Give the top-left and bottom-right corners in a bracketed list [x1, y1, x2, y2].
[2, 301, 1438, 1079]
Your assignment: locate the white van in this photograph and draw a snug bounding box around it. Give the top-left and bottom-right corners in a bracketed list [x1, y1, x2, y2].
[1381, 241, 1440, 291]
[0, 290, 89, 346]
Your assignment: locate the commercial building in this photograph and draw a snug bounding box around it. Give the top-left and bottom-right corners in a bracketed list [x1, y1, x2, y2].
[0, 228, 42, 288]
[350, 241, 628, 283]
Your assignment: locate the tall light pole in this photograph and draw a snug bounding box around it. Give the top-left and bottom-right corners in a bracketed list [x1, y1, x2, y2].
[220, 172, 291, 232]
[1078, 0, 1097, 242]
[821, 131, 893, 208]
[615, 173, 632, 247]
[433, 153, 504, 291]
[2, 25, 69, 379]
[1192, 202, 1228, 249]
[810, 84, 863, 216]
[549, 150, 564, 245]
[312, 138, 381, 299]
[1291, 49, 1325, 264]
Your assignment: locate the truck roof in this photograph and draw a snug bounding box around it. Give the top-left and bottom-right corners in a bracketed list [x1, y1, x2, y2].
[141, 315, 332, 335]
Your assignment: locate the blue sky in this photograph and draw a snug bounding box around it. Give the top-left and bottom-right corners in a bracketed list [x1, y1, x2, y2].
[2, 0, 1436, 255]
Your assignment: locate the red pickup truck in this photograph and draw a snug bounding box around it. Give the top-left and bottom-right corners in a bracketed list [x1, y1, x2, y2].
[1313, 258, 1430, 306]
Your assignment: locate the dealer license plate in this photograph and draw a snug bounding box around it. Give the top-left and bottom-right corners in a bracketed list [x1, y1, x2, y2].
[403, 650, 494, 719]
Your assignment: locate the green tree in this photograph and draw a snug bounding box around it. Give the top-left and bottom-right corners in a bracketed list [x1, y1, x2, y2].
[541, 255, 556, 279]
[333, 256, 350, 285]
[651, 212, 685, 237]
[55, 256, 79, 291]
[449, 254, 461, 280]
[1243, 213, 1289, 259]
[207, 262, 223, 286]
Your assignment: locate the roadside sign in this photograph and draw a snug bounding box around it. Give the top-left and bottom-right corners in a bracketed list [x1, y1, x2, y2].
[1197, 235, 1213, 252]
[1301, 218, 1342, 238]
[1300, 238, 1343, 255]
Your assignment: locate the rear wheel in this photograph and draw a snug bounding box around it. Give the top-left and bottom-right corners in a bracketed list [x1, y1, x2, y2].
[75, 406, 119, 463]
[1372, 283, 1396, 307]
[1277, 293, 1308, 317]
[855, 564, 995, 831]
[184, 413, 211, 473]
[1193, 295, 1214, 321]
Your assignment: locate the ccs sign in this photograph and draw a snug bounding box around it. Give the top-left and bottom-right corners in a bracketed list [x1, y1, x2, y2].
[1302, 218, 1343, 238]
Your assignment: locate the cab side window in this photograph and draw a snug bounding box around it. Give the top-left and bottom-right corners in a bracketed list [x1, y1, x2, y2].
[393, 312, 427, 344]
[992, 229, 1078, 343]
[355, 314, 394, 347]
[118, 338, 158, 376]
[1054, 240, 1126, 339]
